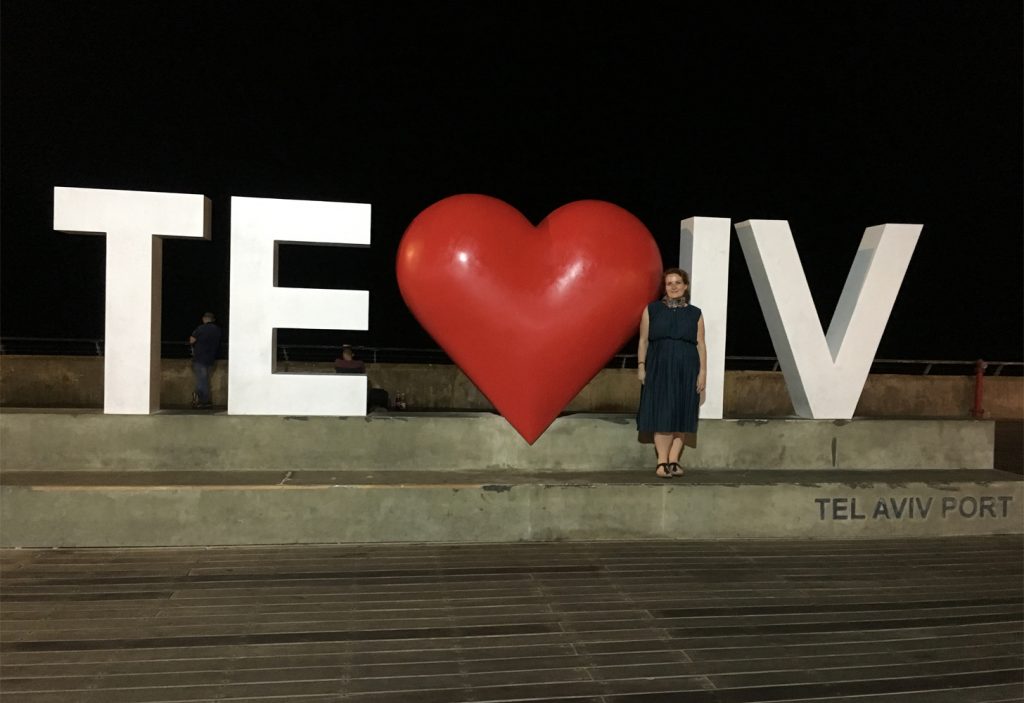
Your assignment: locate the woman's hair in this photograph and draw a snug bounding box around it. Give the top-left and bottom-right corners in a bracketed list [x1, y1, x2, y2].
[662, 268, 691, 302]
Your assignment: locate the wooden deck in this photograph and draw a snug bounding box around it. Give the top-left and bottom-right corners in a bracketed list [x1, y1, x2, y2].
[2, 537, 1022, 702]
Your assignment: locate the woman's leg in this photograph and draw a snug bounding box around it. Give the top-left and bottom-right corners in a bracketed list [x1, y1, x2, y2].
[668, 434, 684, 463]
[653, 433, 673, 477]
[668, 433, 686, 475]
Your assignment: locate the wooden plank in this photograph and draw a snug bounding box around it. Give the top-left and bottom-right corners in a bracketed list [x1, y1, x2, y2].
[2, 536, 1020, 702]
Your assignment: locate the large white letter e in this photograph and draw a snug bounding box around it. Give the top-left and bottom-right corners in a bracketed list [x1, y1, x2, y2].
[228, 196, 371, 416]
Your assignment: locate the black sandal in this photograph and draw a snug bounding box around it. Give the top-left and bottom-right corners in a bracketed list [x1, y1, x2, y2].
[656, 462, 673, 479]
[669, 462, 684, 477]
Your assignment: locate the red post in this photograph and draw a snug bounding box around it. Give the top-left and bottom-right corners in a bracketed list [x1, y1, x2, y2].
[972, 359, 987, 419]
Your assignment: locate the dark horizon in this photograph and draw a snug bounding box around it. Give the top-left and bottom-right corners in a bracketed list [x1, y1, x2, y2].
[3, 1, 1021, 362]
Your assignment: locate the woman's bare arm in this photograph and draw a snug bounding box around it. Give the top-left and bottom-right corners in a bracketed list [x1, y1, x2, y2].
[637, 306, 649, 383]
[696, 314, 707, 393]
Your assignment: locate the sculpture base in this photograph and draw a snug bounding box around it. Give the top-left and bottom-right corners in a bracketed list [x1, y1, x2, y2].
[1, 468, 1020, 547]
[1, 410, 1017, 547]
[0, 410, 995, 471]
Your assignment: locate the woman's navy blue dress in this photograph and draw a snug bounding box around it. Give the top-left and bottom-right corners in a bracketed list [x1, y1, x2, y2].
[636, 300, 702, 434]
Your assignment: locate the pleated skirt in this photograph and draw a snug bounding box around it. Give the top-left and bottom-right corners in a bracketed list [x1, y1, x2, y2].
[636, 338, 700, 433]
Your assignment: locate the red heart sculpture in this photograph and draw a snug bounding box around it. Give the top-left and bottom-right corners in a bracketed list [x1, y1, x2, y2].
[397, 195, 662, 444]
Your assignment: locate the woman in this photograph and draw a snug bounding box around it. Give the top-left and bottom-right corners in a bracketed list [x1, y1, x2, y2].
[636, 268, 707, 478]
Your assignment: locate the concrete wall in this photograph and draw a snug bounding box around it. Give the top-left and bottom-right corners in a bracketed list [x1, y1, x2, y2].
[5, 472, 1020, 547]
[1, 355, 1021, 419]
[0, 413, 995, 472]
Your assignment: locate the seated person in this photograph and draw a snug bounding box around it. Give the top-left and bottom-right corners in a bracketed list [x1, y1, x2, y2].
[335, 345, 389, 410]
[334, 345, 366, 374]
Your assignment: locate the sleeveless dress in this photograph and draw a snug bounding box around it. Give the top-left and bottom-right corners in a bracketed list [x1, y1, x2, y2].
[636, 300, 702, 433]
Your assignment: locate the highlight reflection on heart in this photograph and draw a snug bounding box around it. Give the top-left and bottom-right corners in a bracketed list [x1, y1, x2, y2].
[397, 195, 662, 444]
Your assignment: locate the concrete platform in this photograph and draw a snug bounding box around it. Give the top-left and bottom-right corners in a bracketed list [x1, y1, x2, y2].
[2, 469, 1020, 546]
[2, 411, 1013, 547]
[0, 410, 995, 471]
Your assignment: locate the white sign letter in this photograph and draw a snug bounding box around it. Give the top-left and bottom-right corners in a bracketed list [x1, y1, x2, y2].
[679, 216, 730, 419]
[735, 220, 921, 418]
[229, 196, 371, 415]
[54, 187, 211, 414]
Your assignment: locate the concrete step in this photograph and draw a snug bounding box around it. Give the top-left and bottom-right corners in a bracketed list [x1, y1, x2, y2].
[2, 469, 1019, 547]
[0, 411, 995, 471]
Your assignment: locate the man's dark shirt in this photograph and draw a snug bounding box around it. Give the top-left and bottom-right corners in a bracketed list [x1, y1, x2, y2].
[334, 358, 366, 374]
[191, 323, 222, 365]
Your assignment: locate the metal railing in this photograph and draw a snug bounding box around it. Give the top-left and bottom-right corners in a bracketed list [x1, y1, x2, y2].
[1, 336, 1021, 376]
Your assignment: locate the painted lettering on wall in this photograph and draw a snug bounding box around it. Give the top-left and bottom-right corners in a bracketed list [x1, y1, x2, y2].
[816, 496, 1015, 520]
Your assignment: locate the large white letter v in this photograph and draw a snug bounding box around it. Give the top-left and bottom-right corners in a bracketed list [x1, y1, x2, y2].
[735, 220, 921, 418]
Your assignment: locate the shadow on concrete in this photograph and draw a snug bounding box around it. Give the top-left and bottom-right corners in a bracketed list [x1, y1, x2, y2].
[995, 420, 1023, 474]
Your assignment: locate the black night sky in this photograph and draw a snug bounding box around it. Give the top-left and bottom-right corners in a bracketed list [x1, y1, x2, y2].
[3, 1, 1021, 362]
